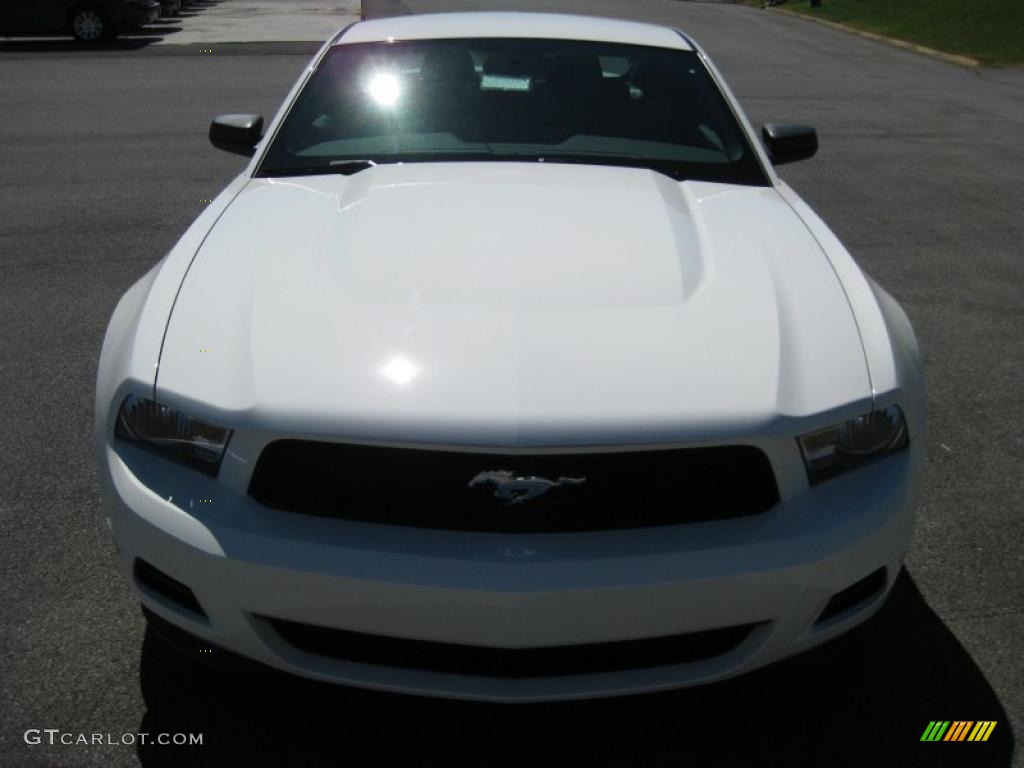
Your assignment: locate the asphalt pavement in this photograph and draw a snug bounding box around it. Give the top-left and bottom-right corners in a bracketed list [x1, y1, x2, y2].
[1, 1, 1022, 766]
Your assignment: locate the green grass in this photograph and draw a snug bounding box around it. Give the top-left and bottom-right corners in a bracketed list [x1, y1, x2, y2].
[764, 0, 1024, 66]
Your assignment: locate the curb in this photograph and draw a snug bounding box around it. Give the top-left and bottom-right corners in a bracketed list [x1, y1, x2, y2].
[768, 7, 982, 71]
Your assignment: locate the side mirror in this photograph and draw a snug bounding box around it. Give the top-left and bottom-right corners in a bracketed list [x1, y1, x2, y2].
[209, 114, 264, 156]
[762, 123, 817, 165]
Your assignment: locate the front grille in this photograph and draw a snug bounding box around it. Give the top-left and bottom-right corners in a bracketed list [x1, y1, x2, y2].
[262, 616, 761, 678]
[248, 440, 779, 532]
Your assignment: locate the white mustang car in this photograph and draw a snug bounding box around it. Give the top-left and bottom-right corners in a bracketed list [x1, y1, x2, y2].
[96, 12, 925, 701]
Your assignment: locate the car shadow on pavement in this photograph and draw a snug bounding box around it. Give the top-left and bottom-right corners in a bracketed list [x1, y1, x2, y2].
[0, 37, 172, 52]
[180, 0, 223, 10]
[136, 570, 1013, 767]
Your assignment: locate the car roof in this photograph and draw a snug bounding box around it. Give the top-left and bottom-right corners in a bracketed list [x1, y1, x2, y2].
[336, 12, 693, 51]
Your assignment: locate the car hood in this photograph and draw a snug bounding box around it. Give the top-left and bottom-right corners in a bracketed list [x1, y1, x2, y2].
[156, 163, 871, 446]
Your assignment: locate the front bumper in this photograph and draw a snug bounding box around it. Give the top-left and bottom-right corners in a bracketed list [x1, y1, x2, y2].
[99, 439, 921, 702]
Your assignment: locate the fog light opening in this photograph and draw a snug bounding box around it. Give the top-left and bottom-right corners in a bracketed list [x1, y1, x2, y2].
[815, 567, 887, 626]
[133, 558, 208, 619]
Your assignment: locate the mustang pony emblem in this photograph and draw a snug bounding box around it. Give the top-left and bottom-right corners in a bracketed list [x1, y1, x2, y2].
[468, 470, 586, 505]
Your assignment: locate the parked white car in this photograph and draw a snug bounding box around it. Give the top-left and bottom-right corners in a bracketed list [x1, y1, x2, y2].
[95, 12, 926, 702]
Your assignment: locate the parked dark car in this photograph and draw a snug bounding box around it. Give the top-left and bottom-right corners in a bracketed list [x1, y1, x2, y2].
[0, 0, 160, 42]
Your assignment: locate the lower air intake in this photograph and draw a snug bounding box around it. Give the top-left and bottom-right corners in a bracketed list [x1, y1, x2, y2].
[262, 617, 761, 678]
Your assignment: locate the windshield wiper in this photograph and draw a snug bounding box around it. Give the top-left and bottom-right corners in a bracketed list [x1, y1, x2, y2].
[485, 152, 688, 180]
[258, 153, 691, 181]
[328, 158, 377, 174]
[256, 159, 379, 178]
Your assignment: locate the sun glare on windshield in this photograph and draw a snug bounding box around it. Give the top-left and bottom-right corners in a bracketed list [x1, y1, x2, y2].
[366, 72, 402, 107]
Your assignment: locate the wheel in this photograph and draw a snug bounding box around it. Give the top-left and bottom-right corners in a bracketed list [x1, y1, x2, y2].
[69, 7, 111, 42]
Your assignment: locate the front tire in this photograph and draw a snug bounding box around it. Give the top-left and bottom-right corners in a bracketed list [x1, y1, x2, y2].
[70, 7, 112, 42]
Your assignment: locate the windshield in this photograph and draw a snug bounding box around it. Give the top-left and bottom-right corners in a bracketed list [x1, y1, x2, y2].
[257, 38, 768, 185]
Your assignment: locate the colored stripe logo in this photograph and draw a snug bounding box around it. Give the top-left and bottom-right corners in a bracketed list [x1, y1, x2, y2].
[921, 721, 996, 742]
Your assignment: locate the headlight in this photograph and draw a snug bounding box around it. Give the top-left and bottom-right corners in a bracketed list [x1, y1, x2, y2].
[798, 405, 909, 485]
[114, 395, 232, 476]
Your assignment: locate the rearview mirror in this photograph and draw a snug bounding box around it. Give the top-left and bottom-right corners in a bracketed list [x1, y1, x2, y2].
[762, 123, 817, 165]
[209, 114, 264, 156]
